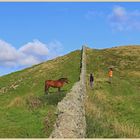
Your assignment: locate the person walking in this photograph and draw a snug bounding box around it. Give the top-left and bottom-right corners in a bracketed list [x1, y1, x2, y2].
[90, 73, 94, 89]
[108, 68, 113, 84]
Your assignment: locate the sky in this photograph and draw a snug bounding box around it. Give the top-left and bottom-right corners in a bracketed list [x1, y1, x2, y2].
[0, 2, 140, 76]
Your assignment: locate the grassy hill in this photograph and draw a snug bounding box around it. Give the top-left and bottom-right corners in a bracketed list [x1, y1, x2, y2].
[0, 50, 81, 138]
[0, 45, 140, 138]
[85, 46, 140, 138]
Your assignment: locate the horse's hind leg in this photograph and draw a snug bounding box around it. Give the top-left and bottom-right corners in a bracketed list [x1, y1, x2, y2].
[45, 85, 49, 94]
[47, 88, 50, 94]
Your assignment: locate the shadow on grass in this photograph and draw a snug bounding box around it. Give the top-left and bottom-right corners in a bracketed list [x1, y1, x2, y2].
[39, 90, 67, 106]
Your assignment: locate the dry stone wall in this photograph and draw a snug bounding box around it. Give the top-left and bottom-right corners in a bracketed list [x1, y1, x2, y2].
[49, 46, 87, 138]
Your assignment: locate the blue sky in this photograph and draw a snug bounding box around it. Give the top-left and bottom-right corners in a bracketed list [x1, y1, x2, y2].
[0, 2, 140, 76]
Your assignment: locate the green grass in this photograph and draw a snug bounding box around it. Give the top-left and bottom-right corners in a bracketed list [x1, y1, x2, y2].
[0, 50, 81, 138]
[1, 46, 140, 138]
[85, 46, 140, 138]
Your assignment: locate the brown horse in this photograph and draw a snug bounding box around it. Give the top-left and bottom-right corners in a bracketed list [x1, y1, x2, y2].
[45, 78, 68, 94]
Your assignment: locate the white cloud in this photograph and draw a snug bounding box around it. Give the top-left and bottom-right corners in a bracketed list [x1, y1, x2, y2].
[0, 40, 20, 67]
[84, 6, 140, 32]
[19, 55, 40, 66]
[0, 39, 63, 68]
[0, 40, 19, 62]
[108, 5, 140, 31]
[19, 39, 49, 56]
[47, 40, 63, 59]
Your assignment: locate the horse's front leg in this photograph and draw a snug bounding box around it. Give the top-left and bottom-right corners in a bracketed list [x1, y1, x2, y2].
[58, 87, 61, 92]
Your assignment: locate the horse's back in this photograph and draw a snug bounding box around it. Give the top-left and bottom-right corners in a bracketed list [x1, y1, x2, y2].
[45, 80, 64, 88]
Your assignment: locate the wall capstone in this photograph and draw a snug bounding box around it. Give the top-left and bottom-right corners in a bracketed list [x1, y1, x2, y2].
[49, 46, 87, 138]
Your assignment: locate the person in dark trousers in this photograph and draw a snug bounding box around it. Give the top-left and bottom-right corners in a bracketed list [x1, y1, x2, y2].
[90, 73, 94, 89]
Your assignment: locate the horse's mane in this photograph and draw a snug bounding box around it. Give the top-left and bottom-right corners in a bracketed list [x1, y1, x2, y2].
[58, 78, 68, 81]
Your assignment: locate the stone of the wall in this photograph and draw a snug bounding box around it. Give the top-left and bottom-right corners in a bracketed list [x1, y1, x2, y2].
[49, 46, 87, 138]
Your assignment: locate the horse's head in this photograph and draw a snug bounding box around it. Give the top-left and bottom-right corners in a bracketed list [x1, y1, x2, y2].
[58, 78, 69, 84]
[64, 78, 69, 84]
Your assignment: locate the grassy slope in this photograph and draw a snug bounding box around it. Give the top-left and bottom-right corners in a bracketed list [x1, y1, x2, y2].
[0, 50, 81, 138]
[85, 46, 140, 138]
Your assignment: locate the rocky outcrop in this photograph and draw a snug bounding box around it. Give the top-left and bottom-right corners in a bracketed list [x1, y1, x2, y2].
[49, 46, 87, 138]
